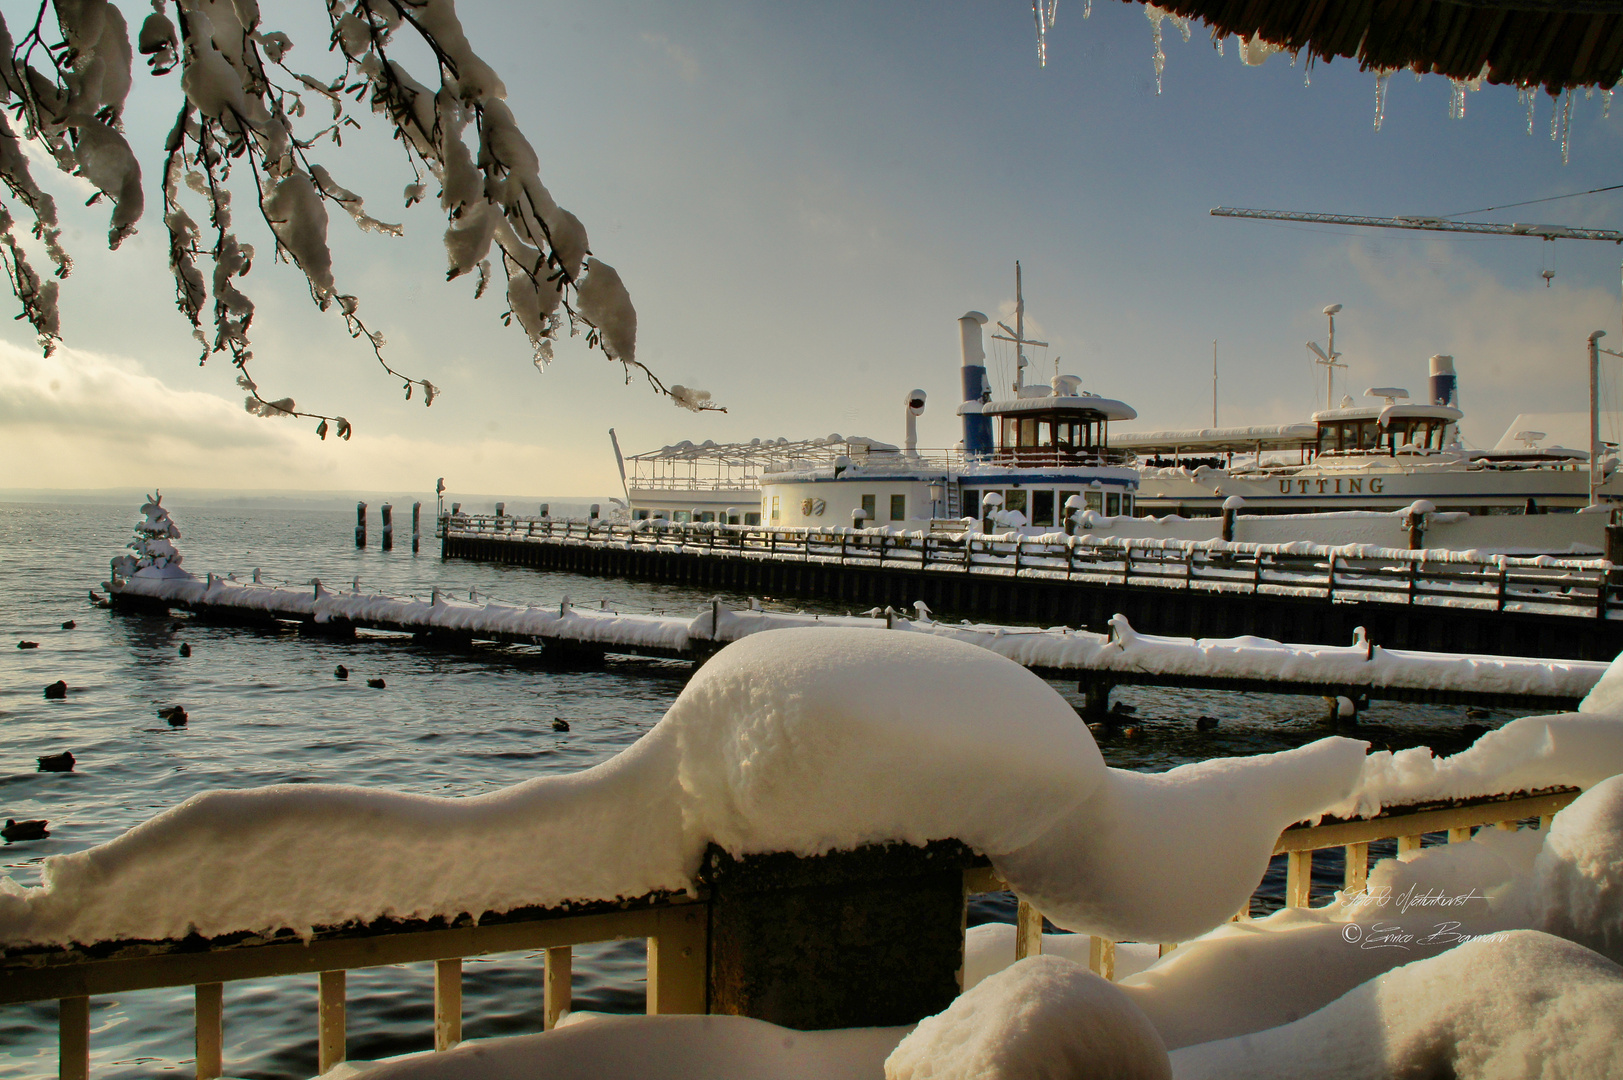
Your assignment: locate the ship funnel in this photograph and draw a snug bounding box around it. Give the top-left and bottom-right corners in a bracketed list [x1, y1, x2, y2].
[1429, 354, 1456, 407]
[958, 311, 993, 456]
[905, 389, 927, 454]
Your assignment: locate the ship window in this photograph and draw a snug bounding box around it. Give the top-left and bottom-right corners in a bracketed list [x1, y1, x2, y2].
[1019, 418, 1037, 447]
[861, 494, 877, 521]
[1001, 420, 1017, 448]
[890, 494, 906, 521]
[770, 496, 779, 524]
[674, 510, 692, 523]
[1031, 490, 1055, 527]
[745, 512, 761, 526]
[1106, 492, 1122, 516]
[634, 509, 651, 520]
[1122, 493, 1134, 516]
[1004, 490, 1027, 516]
[1086, 490, 1104, 512]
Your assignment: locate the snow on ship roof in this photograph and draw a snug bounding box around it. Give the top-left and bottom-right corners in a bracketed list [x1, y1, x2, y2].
[630, 435, 893, 464]
[1112, 424, 1318, 453]
[982, 395, 1138, 421]
[1310, 403, 1463, 423]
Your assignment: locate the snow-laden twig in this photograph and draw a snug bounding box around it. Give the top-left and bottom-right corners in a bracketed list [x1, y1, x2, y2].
[0, 0, 717, 437]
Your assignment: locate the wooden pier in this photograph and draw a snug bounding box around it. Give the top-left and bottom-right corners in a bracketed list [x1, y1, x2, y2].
[438, 515, 1623, 661]
[106, 576, 1604, 715]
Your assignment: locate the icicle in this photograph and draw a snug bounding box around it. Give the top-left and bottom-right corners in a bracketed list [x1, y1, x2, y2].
[1551, 92, 1562, 141]
[1144, 5, 1191, 93]
[1082, 0, 1091, 18]
[1373, 70, 1392, 132]
[1147, 6, 1167, 93]
[1449, 79, 1466, 120]
[1560, 90, 1574, 164]
[1032, 0, 1059, 68]
[1214, 33, 1224, 58]
[1520, 87, 1536, 135]
[1605, 88, 1614, 119]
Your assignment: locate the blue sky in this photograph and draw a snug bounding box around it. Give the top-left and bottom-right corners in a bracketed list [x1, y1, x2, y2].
[5, 1, 1623, 498]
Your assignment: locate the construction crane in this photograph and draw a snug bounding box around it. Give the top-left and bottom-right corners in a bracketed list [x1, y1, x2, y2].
[1210, 206, 1623, 244]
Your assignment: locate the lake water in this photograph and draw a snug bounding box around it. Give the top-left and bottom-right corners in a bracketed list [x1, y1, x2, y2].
[0, 500, 1503, 1080]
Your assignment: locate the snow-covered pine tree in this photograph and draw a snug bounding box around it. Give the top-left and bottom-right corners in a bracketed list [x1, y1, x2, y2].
[110, 491, 190, 579]
[0, 0, 721, 439]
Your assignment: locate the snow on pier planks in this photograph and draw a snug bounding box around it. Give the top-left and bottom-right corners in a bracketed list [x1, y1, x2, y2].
[107, 573, 1605, 711]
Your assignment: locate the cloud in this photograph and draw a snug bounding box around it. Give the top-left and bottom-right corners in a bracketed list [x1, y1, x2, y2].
[1344, 241, 1617, 445]
[642, 33, 700, 82]
[0, 342, 611, 495]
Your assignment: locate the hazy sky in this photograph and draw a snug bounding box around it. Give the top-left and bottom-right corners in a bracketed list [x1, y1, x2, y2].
[6, 1, 1623, 502]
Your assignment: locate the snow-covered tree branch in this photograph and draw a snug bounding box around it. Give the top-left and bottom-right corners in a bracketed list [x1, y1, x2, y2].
[0, 0, 722, 440]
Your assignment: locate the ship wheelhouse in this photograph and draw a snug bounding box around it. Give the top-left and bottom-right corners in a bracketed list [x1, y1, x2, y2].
[1310, 402, 1463, 457]
[980, 380, 1138, 468]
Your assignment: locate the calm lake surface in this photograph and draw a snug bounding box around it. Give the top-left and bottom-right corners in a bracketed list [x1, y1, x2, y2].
[0, 500, 1504, 1080]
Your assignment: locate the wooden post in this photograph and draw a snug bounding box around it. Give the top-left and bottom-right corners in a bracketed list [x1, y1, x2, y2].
[1158, 941, 1178, 958]
[544, 946, 572, 1029]
[1343, 842, 1369, 895]
[1014, 900, 1043, 961]
[1448, 826, 1473, 844]
[317, 971, 345, 1074]
[1087, 936, 1115, 981]
[1398, 834, 1423, 855]
[381, 503, 393, 551]
[648, 904, 708, 1015]
[412, 502, 422, 554]
[1496, 565, 1508, 612]
[1540, 814, 1556, 831]
[433, 958, 461, 1051]
[195, 983, 223, 1080]
[59, 997, 89, 1080]
[702, 840, 974, 1029]
[1496, 820, 1519, 832]
[1285, 850, 1312, 907]
[354, 502, 367, 548]
[1326, 553, 1336, 600]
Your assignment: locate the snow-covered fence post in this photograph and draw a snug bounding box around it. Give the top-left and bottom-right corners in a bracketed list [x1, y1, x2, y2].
[1326, 553, 1337, 601]
[381, 505, 393, 552]
[1221, 495, 1244, 542]
[412, 503, 422, 555]
[355, 503, 367, 549]
[700, 840, 978, 1028]
[1014, 899, 1043, 960]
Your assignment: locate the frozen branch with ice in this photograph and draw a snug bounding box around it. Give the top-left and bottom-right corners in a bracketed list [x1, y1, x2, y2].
[0, 1, 711, 437]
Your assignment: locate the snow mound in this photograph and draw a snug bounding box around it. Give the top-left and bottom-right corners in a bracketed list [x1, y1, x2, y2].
[1578, 648, 1623, 714]
[994, 738, 1368, 941]
[886, 955, 1170, 1080]
[1331, 711, 1623, 817]
[0, 629, 1104, 946]
[1170, 930, 1623, 1080]
[1534, 772, 1623, 962]
[343, 1012, 907, 1080]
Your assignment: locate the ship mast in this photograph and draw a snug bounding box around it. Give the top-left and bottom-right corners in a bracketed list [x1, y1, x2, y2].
[992, 261, 1049, 393]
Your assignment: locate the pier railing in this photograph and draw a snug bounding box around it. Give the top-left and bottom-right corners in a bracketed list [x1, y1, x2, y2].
[1, 788, 1579, 1079]
[440, 515, 1621, 619]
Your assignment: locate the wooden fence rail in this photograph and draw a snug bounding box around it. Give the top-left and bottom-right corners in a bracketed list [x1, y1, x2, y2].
[441, 516, 1620, 620]
[1, 789, 1578, 1080]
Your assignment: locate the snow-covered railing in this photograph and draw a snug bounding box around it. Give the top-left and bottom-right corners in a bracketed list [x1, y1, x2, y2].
[981, 786, 1582, 980]
[3, 788, 1576, 1080]
[440, 514, 1622, 619]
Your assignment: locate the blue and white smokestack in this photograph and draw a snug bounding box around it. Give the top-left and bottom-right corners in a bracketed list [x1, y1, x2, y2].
[957, 311, 992, 455]
[1429, 354, 1456, 407]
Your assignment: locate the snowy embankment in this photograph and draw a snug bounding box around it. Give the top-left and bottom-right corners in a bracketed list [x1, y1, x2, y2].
[8, 625, 1623, 1079]
[109, 571, 1606, 701]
